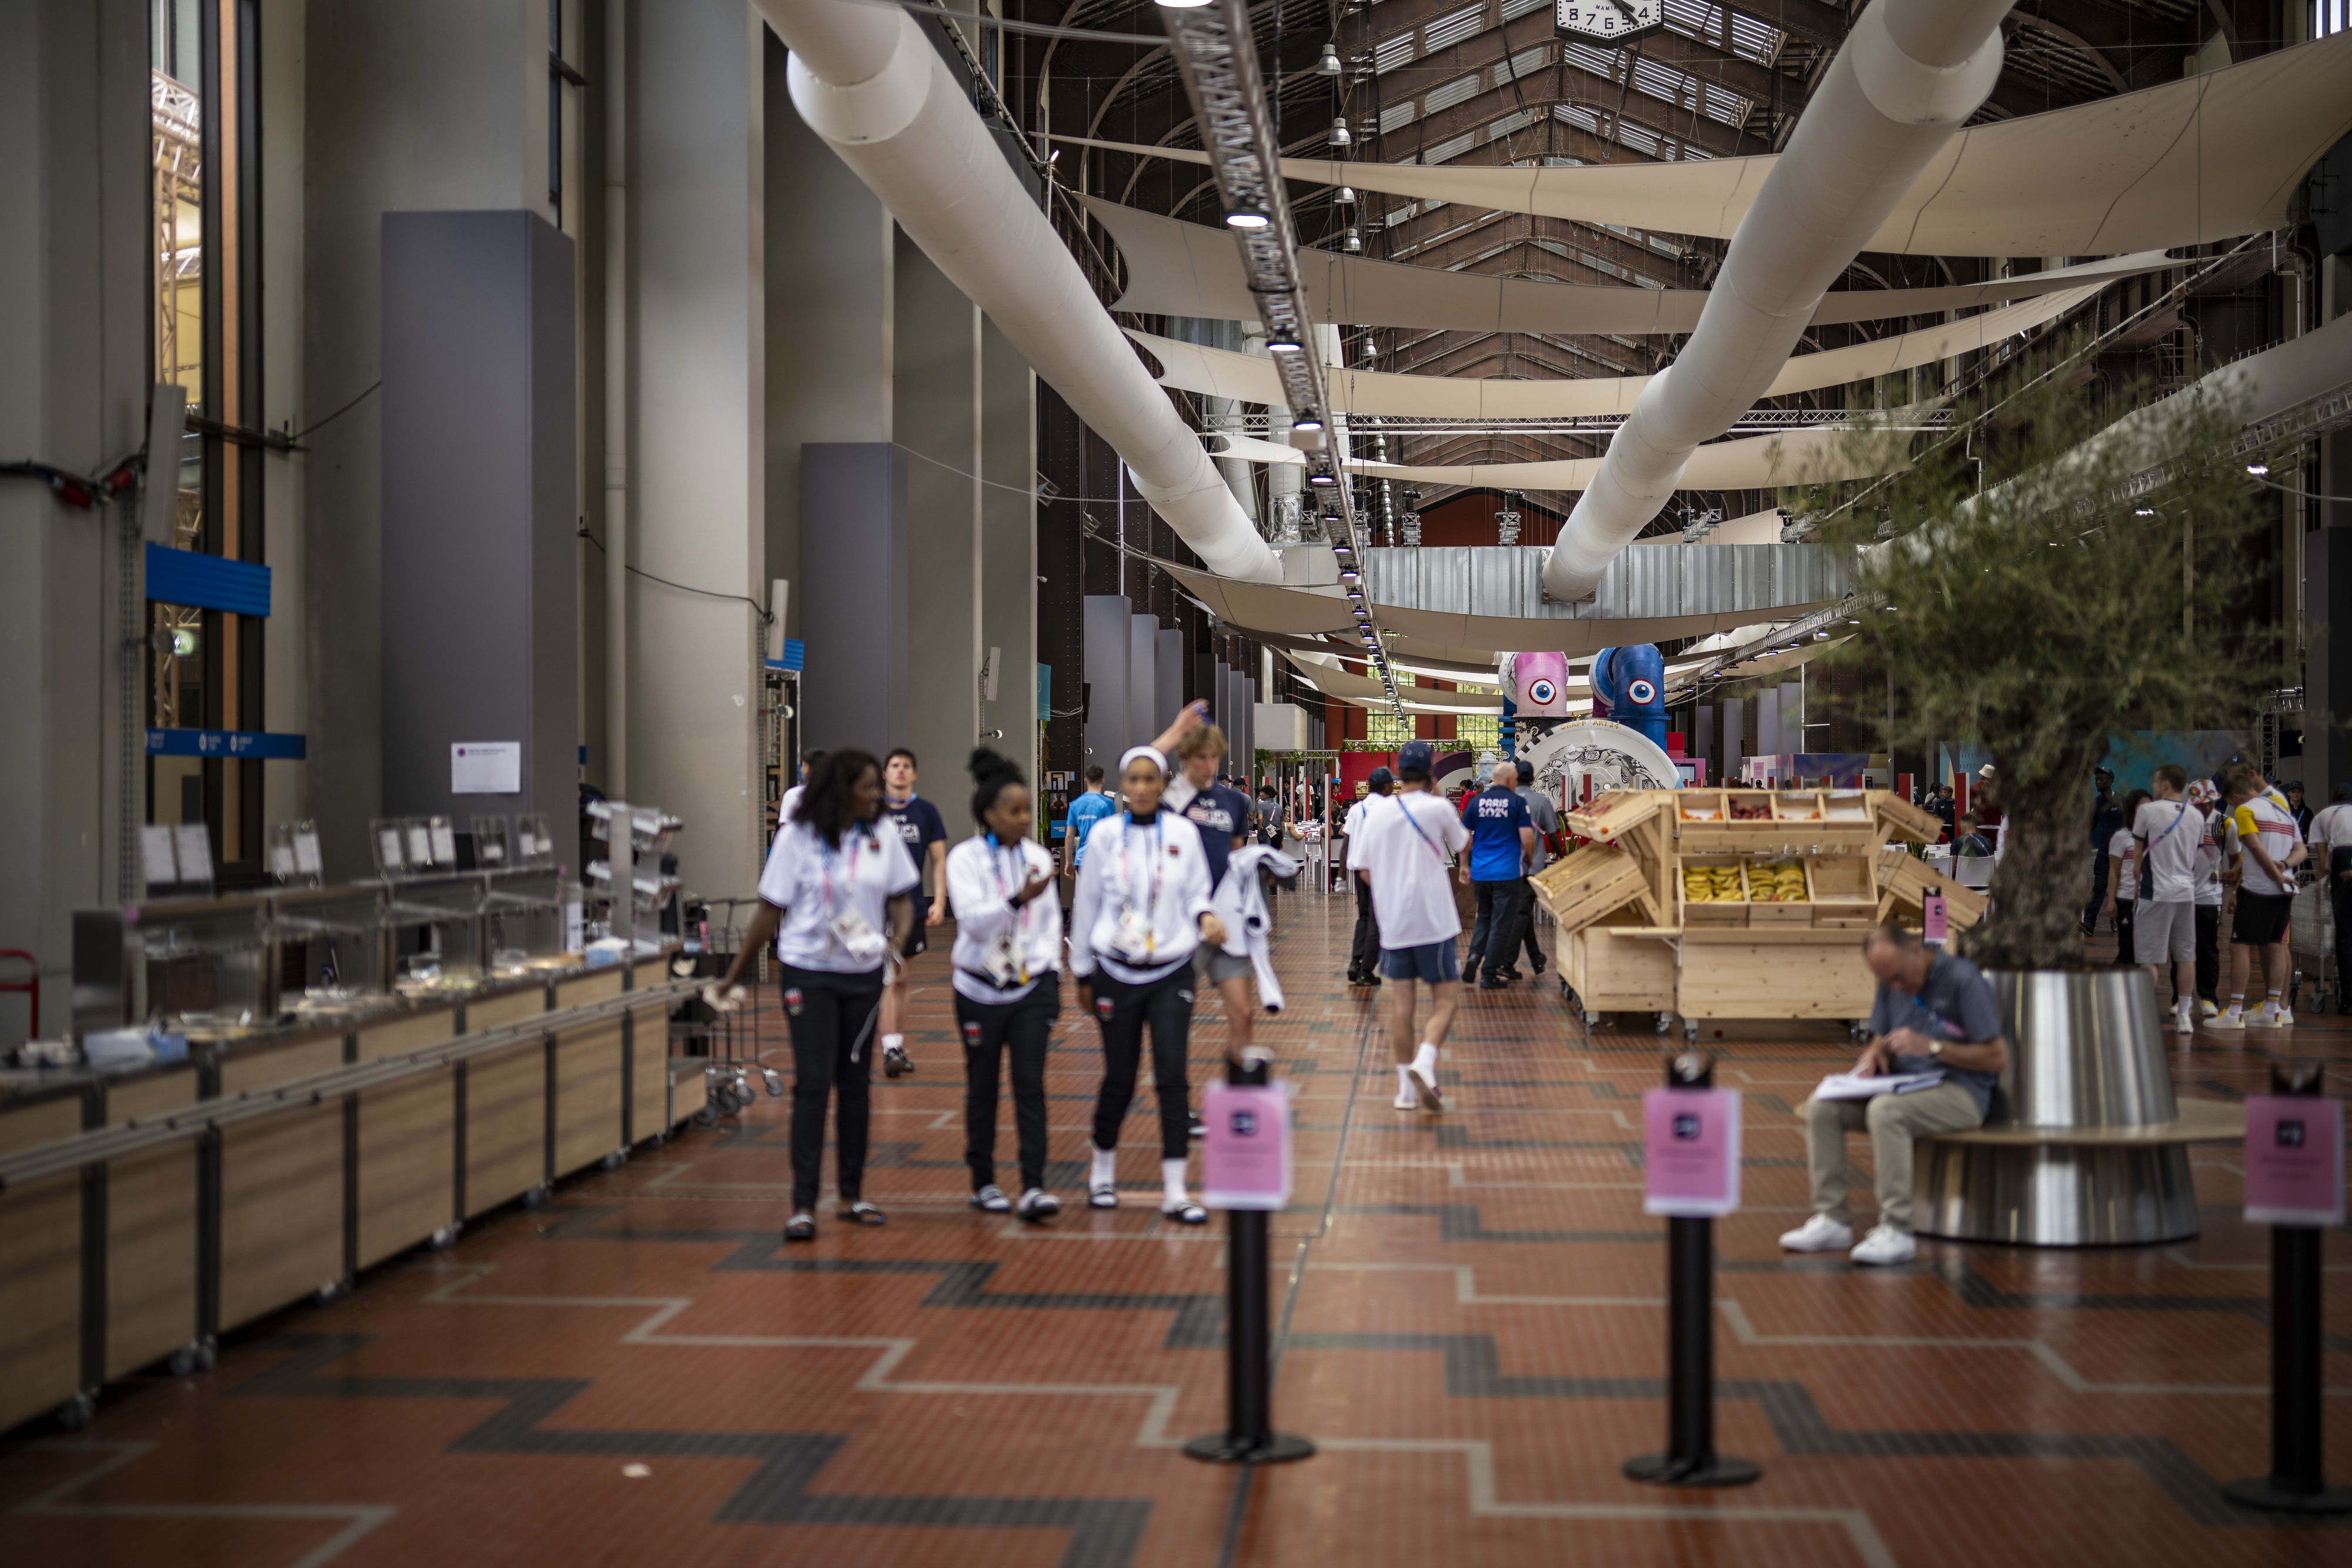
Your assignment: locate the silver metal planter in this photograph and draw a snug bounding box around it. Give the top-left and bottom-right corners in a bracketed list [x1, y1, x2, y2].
[1913, 967, 2205, 1247]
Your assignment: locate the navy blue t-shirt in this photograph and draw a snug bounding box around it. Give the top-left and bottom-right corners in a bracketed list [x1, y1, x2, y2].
[1459, 785, 1532, 882]
[1181, 783, 1253, 887]
[881, 794, 948, 897]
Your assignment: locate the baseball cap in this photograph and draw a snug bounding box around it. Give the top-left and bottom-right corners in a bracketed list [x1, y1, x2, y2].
[1368, 766, 1395, 793]
[1398, 740, 1435, 778]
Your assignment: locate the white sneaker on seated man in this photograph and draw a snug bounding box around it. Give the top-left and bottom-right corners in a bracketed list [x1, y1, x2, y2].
[1780, 926, 2011, 1266]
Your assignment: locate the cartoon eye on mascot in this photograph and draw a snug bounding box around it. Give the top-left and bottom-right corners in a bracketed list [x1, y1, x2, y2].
[1588, 644, 1668, 750]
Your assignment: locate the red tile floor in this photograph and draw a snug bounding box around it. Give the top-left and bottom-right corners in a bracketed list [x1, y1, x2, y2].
[4, 892, 2348, 1567]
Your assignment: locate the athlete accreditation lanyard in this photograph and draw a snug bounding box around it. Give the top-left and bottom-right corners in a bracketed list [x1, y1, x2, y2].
[984, 833, 1034, 986]
[816, 829, 877, 958]
[1116, 812, 1166, 958]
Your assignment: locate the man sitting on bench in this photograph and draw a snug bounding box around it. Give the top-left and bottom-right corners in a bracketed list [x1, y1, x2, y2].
[1780, 926, 2010, 1266]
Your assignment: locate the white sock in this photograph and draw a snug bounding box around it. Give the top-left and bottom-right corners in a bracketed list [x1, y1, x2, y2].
[2226, 995, 2244, 1017]
[1091, 1145, 1117, 1189]
[1412, 1042, 1439, 1077]
[1397, 1064, 1415, 1096]
[1161, 1156, 1191, 1206]
[881, 1032, 904, 1052]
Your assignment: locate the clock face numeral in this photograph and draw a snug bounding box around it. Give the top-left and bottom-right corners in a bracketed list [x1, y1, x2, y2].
[1556, 0, 1664, 45]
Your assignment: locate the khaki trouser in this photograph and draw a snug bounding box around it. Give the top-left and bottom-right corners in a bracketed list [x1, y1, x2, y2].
[1804, 1082, 1983, 1232]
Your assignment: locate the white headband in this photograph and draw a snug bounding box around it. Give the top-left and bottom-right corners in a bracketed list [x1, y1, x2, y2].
[1118, 745, 1167, 777]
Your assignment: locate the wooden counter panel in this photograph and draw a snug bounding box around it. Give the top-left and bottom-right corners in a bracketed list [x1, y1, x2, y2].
[466, 986, 550, 1032]
[219, 1038, 346, 1329]
[553, 1021, 624, 1175]
[103, 1074, 201, 1379]
[631, 1003, 693, 1135]
[463, 1038, 547, 1216]
[0, 1099, 83, 1432]
[356, 1008, 457, 1061]
[555, 967, 625, 1009]
[1568, 928, 1677, 1011]
[358, 1070, 456, 1268]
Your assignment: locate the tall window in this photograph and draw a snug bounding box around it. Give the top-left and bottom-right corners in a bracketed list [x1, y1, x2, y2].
[149, 0, 263, 871]
[2316, 1, 2349, 38]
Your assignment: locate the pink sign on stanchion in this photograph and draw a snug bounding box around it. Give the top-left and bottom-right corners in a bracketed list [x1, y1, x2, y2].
[1922, 892, 1948, 945]
[1204, 1080, 1292, 1211]
[2244, 1095, 2346, 1228]
[1642, 1088, 1742, 1219]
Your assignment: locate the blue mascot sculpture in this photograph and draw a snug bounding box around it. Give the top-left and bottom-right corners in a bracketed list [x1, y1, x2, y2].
[1590, 644, 1669, 751]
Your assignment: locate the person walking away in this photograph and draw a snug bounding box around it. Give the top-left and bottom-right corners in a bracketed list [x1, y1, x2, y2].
[2105, 790, 2146, 968]
[780, 749, 826, 828]
[1068, 746, 1224, 1223]
[1351, 740, 1472, 1112]
[875, 748, 947, 1078]
[946, 749, 1065, 1222]
[1780, 927, 2009, 1265]
[2214, 765, 2303, 1028]
[2189, 781, 2226, 1017]
[707, 749, 917, 1242]
[1459, 763, 1536, 989]
[2308, 784, 2352, 1009]
[1170, 724, 1262, 1068]
[1342, 773, 1391, 986]
[1061, 765, 1116, 896]
[2082, 768, 2120, 935]
[1510, 767, 1561, 977]
[2132, 767, 2200, 1034]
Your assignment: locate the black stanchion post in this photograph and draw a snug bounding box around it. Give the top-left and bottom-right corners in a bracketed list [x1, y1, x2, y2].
[1625, 1050, 1759, 1487]
[2223, 1060, 2352, 1514]
[1185, 1051, 1314, 1466]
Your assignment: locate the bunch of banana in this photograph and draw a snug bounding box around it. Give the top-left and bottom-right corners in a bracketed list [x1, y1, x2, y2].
[1748, 862, 1808, 902]
[1682, 865, 1745, 903]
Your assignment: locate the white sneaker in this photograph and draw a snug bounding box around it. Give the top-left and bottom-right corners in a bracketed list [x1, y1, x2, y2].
[2173, 1008, 2194, 1036]
[2276, 1006, 2294, 1027]
[2246, 1004, 2281, 1028]
[2200, 999, 2219, 1019]
[1778, 1214, 1854, 1252]
[1406, 1065, 1444, 1113]
[1392, 1090, 1419, 1110]
[2209, 1010, 2246, 1031]
[1849, 1225, 1916, 1266]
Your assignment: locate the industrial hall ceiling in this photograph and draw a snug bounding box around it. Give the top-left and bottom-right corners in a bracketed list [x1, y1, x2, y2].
[1003, 0, 2236, 523]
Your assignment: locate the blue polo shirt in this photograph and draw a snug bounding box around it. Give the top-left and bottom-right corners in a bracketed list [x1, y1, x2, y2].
[1460, 785, 1532, 882]
[1064, 790, 1116, 865]
[1180, 783, 1254, 887]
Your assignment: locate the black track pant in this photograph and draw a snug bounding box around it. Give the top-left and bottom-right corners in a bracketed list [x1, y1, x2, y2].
[2112, 897, 2136, 967]
[781, 964, 884, 1212]
[1349, 875, 1381, 975]
[2196, 903, 2221, 1002]
[1468, 878, 1530, 975]
[1087, 964, 1194, 1160]
[957, 974, 1058, 1193]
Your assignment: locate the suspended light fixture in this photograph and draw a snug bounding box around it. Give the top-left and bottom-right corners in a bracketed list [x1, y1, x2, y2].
[1328, 117, 1351, 148]
[1341, 227, 1362, 253]
[1315, 41, 1342, 76]
[2246, 461, 2270, 476]
[1154, 0, 1214, 8]
[1292, 416, 1325, 434]
[1308, 472, 1337, 486]
[1223, 197, 1271, 231]
[1335, 186, 1357, 206]
[1265, 332, 1304, 352]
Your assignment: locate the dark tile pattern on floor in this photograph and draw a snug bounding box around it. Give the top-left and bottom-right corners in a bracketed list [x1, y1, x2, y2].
[3, 891, 2347, 1567]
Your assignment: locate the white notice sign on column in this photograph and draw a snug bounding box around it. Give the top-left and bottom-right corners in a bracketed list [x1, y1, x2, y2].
[452, 741, 522, 794]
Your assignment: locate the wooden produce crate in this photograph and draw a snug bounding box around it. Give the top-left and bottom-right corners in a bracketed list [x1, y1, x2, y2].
[1806, 852, 1879, 928]
[1566, 790, 1675, 914]
[1563, 911, 1678, 1014]
[1678, 855, 1749, 928]
[1876, 847, 1987, 932]
[1530, 844, 1654, 935]
[1675, 789, 1777, 852]
[1873, 791, 1944, 845]
[1675, 928, 1879, 1022]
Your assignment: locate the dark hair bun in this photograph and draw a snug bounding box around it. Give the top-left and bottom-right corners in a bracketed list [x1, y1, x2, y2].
[968, 747, 1027, 824]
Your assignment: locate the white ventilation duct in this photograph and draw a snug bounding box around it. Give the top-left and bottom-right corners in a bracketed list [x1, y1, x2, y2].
[756, 0, 1281, 583]
[1541, 0, 2013, 600]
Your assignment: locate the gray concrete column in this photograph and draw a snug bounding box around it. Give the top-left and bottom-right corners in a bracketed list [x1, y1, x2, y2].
[0, 0, 149, 1039]
[894, 229, 981, 837]
[1129, 615, 1158, 753]
[1084, 596, 1131, 777]
[304, 0, 552, 877]
[632, 0, 766, 896]
[764, 28, 893, 646]
[980, 316, 1037, 788]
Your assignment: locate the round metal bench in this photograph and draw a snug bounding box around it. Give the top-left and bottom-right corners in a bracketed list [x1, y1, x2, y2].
[1912, 969, 2244, 1246]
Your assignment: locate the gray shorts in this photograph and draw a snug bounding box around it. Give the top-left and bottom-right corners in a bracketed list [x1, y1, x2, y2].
[2134, 898, 2196, 964]
[1194, 946, 1252, 985]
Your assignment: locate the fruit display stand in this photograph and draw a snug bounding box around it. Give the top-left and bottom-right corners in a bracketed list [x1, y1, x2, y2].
[1874, 845, 1988, 934]
[1533, 788, 1942, 1035]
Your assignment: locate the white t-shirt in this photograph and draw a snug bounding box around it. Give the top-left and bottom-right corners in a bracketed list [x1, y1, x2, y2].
[755, 818, 921, 974]
[2107, 828, 2138, 901]
[2308, 802, 2352, 858]
[1341, 797, 1372, 868]
[2132, 797, 2200, 903]
[2233, 790, 2299, 897]
[1352, 788, 1474, 949]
